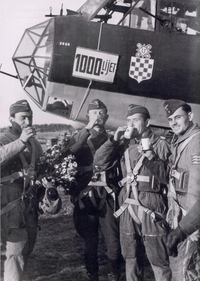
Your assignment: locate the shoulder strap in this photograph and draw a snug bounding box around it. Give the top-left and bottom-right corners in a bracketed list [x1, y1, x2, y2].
[124, 148, 132, 174]
[124, 136, 161, 176]
[173, 131, 200, 168]
[124, 147, 145, 175]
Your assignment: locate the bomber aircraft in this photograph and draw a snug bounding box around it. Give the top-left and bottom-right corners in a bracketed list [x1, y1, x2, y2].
[4, 0, 200, 129]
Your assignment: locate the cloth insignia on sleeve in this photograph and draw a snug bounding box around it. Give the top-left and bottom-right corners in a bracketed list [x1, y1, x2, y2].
[191, 155, 200, 164]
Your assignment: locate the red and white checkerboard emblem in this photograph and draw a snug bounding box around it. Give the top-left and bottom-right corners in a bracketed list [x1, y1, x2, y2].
[129, 57, 154, 83]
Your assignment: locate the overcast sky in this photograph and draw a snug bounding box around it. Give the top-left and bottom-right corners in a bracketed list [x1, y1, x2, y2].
[0, 0, 86, 128]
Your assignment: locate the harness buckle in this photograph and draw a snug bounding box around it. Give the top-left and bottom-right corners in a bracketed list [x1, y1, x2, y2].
[170, 168, 180, 180]
[127, 173, 135, 183]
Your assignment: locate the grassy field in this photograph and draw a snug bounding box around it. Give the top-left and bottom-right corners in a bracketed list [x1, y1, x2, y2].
[1, 189, 155, 281]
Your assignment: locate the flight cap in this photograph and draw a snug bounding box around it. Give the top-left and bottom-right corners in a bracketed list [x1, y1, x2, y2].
[126, 104, 150, 118]
[10, 99, 32, 116]
[87, 99, 107, 112]
[163, 99, 187, 117]
[39, 187, 62, 215]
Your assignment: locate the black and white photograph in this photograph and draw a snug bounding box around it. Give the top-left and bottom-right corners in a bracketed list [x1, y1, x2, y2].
[1, 0, 200, 280]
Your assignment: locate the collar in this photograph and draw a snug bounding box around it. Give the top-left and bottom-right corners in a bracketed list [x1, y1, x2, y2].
[134, 128, 154, 142]
[10, 122, 22, 136]
[89, 127, 106, 138]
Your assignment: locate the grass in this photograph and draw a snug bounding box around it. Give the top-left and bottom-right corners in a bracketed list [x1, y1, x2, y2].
[1, 189, 155, 281]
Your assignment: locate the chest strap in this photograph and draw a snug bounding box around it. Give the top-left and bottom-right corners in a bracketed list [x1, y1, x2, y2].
[119, 174, 149, 187]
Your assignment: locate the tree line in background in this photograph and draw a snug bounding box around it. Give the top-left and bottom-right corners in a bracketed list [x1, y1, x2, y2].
[0, 123, 74, 133]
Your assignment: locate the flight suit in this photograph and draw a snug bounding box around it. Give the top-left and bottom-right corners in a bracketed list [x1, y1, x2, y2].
[0, 123, 43, 281]
[68, 127, 121, 280]
[168, 123, 200, 281]
[94, 128, 172, 281]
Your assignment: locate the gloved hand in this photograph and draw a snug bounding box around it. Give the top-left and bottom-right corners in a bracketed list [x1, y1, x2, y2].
[165, 226, 187, 257]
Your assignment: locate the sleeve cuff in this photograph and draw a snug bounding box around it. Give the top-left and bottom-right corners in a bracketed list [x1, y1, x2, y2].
[110, 136, 120, 146]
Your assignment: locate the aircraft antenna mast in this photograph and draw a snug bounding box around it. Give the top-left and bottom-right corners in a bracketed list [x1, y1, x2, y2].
[74, 80, 92, 120]
[74, 21, 104, 120]
[60, 4, 63, 16]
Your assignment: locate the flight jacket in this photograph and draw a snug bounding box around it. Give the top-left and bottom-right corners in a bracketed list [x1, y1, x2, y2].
[94, 128, 171, 213]
[0, 123, 43, 234]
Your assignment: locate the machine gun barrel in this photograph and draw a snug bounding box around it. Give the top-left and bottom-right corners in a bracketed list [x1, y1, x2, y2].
[139, 7, 175, 30]
[139, 7, 164, 24]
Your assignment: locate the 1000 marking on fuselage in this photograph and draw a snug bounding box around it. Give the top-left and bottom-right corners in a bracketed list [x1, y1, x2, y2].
[72, 47, 119, 83]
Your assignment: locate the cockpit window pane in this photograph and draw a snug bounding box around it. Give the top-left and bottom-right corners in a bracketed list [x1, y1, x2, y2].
[158, 0, 199, 35]
[122, 0, 156, 31]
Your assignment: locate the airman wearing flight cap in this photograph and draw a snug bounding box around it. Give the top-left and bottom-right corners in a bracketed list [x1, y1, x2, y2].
[94, 103, 172, 281]
[163, 99, 200, 281]
[0, 99, 43, 281]
[9, 99, 33, 116]
[66, 99, 121, 281]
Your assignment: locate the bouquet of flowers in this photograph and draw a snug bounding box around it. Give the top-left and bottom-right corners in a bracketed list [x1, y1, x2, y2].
[37, 143, 78, 194]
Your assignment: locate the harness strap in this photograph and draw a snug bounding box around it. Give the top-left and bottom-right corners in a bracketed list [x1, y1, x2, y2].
[116, 149, 142, 222]
[167, 131, 200, 228]
[74, 185, 105, 210]
[75, 174, 115, 211]
[74, 185, 93, 209]
[119, 174, 149, 187]
[116, 138, 164, 224]
[114, 197, 165, 223]
[113, 200, 141, 225]
[133, 154, 146, 175]
[167, 179, 187, 228]
[0, 198, 22, 216]
[170, 169, 180, 180]
[1, 171, 23, 183]
[88, 171, 116, 200]
[127, 204, 141, 224]
[77, 165, 93, 174]
[173, 131, 200, 169]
